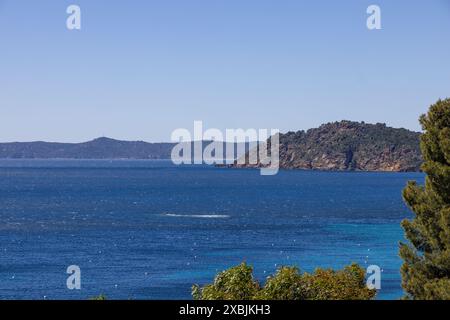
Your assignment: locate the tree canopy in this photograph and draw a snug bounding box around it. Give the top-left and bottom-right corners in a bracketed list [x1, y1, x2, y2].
[192, 262, 376, 300]
[400, 98, 450, 299]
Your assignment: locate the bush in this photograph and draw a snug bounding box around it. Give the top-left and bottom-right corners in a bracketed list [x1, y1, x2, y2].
[192, 263, 260, 300]
[193, 263, 376, 300]
[90, 294, 107, 300]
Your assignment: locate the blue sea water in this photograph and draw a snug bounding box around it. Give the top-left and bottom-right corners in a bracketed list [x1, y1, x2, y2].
[0, 160, 424, 300]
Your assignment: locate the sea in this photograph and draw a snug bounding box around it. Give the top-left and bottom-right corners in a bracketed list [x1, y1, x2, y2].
[0, 160, 424, 300]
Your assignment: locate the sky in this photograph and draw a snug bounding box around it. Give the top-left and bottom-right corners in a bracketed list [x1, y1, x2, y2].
[0, 0, 449, 142]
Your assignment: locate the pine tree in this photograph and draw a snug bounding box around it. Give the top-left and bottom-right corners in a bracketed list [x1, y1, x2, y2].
[400, 98, 450, 300]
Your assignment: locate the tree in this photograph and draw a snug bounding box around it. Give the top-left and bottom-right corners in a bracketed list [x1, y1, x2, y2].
[257, 266, 308, 300]
[192, 263, 376, 300]
[192, 263, 260, 300]
[89, 294, 107, 300]
[299, 264, 376, 300]
[400, 98, 450, 300]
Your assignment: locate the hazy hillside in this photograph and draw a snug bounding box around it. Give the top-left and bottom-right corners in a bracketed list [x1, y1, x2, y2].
[0, 137, 249, 160]
[0, 138, 174, 159]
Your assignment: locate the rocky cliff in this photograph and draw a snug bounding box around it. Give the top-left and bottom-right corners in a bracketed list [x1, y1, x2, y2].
[234, 121, 422, 172]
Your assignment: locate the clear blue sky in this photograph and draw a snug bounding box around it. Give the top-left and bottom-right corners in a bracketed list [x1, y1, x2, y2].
[1, 0, 449, 142]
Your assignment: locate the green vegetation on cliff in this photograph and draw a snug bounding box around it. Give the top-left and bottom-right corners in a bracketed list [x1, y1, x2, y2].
[236, 121, 422, 172]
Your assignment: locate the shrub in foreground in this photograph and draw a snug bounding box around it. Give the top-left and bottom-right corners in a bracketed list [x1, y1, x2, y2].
[192, 262, 376, 300]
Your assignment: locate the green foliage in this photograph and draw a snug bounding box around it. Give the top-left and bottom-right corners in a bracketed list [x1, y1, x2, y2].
[192, 263, 260, 300]
[300, 264, 376, 300]
[192, 263, 376, 300]
[257, 267, 307, 300]
[279, 121, 422, 171]
[90, 294, 107, 300]
[400, 98, 450, 300]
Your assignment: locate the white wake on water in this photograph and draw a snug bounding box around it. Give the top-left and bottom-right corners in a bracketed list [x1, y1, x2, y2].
[164, 213, 230, 219]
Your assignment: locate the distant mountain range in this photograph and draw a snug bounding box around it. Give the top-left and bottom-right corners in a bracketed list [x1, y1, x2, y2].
[233, 121, 423, 172]
[0, 137, 248, 160]
[0, 137, 175, 159]
[0, 121, 423, 172]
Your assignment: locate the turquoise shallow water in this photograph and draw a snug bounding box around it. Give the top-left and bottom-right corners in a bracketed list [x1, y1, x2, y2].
[0, 160, 424, 300]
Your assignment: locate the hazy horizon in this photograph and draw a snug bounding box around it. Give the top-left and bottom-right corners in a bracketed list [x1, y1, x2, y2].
[0, 118, 423, 144]
[1, 0, 449, 142]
